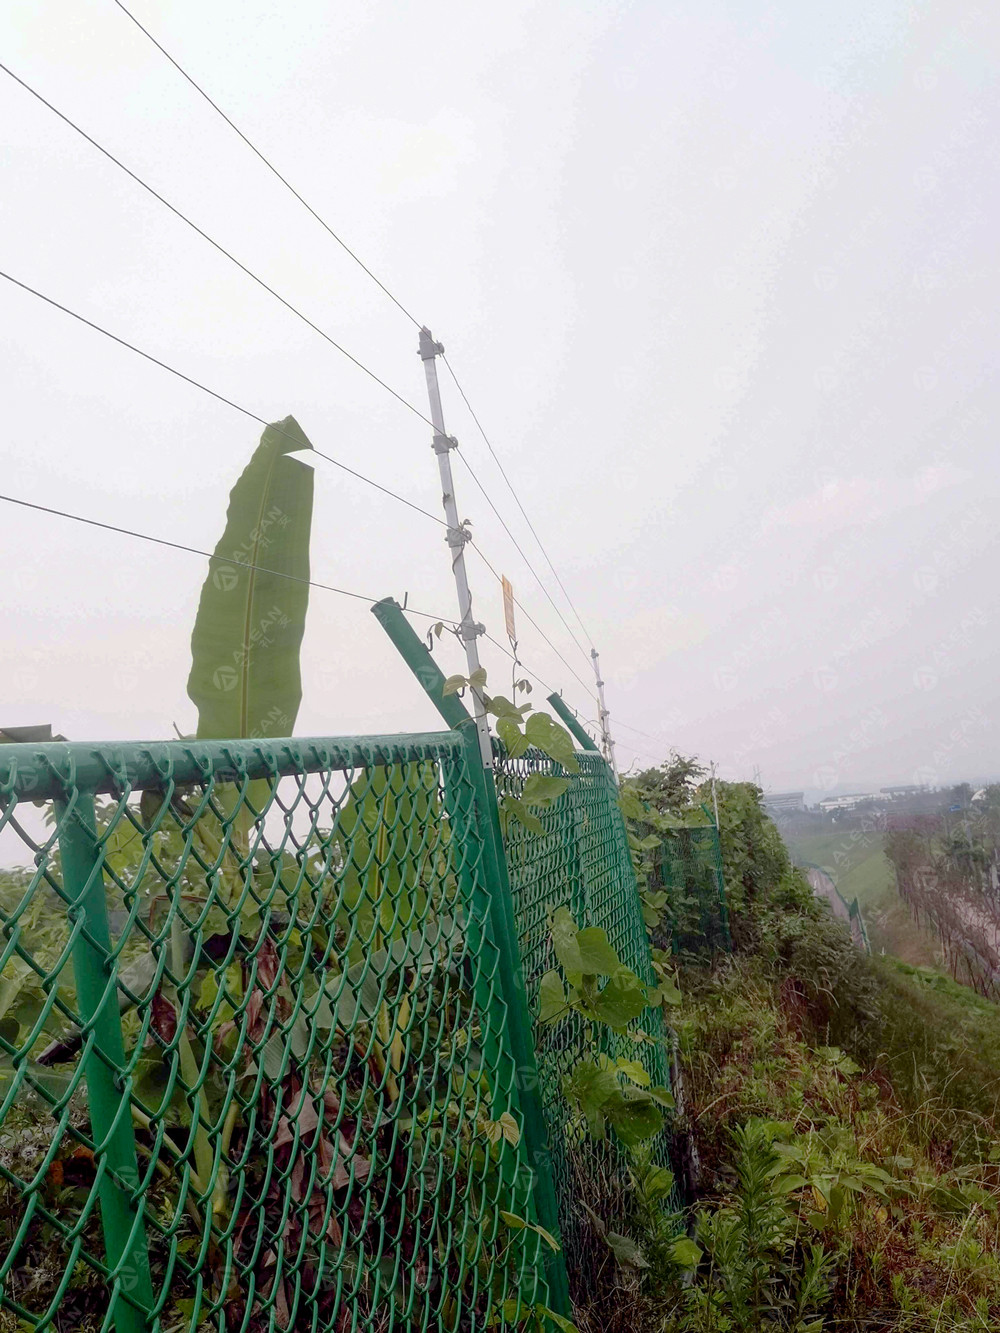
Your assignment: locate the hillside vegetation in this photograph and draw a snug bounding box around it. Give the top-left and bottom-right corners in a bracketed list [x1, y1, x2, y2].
[615, 764, 1000, 1333]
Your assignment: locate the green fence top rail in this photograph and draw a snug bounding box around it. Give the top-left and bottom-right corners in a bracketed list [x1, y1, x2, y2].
[0, 730, 463, 800]
[544, 695, 598, 753]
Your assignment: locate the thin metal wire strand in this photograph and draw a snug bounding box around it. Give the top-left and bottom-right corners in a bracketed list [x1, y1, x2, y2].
[1, 62, 605, 707]
[443, 354, 597, 649]
[0, 493, 455, 623]
[0, 270, 444, 528]
[0, 62, 436, 432]
[111, 0, 423, 330]
[454, 450, 593, 668]
[3, 70, 657, 743]
[466, 543, 597, 702]
[104, 4, 605, 700]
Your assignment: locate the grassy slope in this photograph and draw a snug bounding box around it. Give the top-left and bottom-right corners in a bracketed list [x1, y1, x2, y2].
[669, 922, 1000, 1331]
[785, 829, 941, 967]
[644, 789, 1000, 1333]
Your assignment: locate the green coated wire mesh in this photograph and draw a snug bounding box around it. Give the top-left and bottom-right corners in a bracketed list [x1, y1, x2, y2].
[656, 826, 731, 958]
[493, 744, 682, 1297]
[0, 734, 551, 1333]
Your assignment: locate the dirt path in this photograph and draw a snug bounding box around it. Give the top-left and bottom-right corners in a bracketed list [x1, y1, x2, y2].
[806, 866, 851, 923]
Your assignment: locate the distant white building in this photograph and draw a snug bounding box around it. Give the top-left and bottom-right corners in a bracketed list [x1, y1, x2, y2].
[818, 793, 878, 813]
[764, 791, 805, 813]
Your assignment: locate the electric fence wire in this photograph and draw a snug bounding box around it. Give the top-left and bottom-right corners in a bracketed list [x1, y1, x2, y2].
[110, 0, 423, 330]
[0, 62, 437, 432]
[454, 450, 593, 668]
[482, 632, 597, 741]
[88, 11, 603, 681]
[442, 354, 597, 650]
[0, 270, 602, 720]
[0, 493, 456, 623]
[2, 60, 609, 691]
[0, 266, 606, 727]
[0, 270, 445, 529]
[4, 46, 661, 746]
[465, 542, 598, 701]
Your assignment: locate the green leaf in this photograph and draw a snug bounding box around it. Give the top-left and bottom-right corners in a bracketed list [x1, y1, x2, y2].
[574, 927, 622, 975]
[669, 1236, 703, 1269]
[774, 1174, 808, 1194]
[645, 1084, 676, 1110]
[615, 1058, 650, 1087]
[643, 1166, 676, 1201]
[0, 958, 36, 1024]
[551, 907, 584, 977]
[504, 796, 544, 836]
[605, 1231, 649, 1269]
[442, 674, 467, 697]
[496, 716, 530, 759]
[524, 714, 580, 774]
[537, 1308, 582, 1333]
[650, 977, 683, 1007]
[499, 1211, 561, 1252]
[187, 416, 313, 740]
[521, 774, 571, 808]
[606, 1094, 663, 1145]
[538, 971, 568, 1023]
[498, 1111, 520, 1146]
[488, 694, 526, 720]
[590, 974, 649, 1028]
[618, 787, 646, 820]
[563, 1059, 619, 1138]
[468, 666, 488, 689]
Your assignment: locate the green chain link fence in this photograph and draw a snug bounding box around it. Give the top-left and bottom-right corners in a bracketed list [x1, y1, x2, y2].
[494, 745, 682, 1292]
[0, 602, 697, 1331]
[0, 733, 556, 1333]
[656, 825, 731, 959]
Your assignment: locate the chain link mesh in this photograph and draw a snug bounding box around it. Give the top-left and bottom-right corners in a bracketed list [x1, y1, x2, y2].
[655, 826, 731, 958]
[493, 745, 681, 1296]
[0, 735, 550, 1333]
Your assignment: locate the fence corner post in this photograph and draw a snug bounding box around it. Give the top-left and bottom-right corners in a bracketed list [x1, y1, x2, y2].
[372, 598, 572, 1316]
[58, 791, 154, 1333]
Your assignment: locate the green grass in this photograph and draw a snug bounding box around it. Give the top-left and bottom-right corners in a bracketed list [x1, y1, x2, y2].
[783, 830, 893, 907]
[663, 912, 1000, 1330]
[784, 829, 941, 967]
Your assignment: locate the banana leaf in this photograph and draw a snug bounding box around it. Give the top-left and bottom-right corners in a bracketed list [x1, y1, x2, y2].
[187, 415, 314, 742]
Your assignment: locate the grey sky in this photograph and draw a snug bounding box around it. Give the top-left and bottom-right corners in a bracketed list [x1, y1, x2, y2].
[1, 0, 997, 793]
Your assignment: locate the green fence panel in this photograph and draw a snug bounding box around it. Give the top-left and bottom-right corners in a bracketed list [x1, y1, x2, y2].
[657, 825, 731, 957]
[0, 734, 551, 1332]
[493, 744, 680, 1294]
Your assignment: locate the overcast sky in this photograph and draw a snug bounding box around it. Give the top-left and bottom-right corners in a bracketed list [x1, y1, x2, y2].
[1, 0, 997, 794]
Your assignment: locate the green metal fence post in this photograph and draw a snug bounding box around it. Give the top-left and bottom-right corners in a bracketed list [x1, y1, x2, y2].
[545, 694, 599, 752]
[372, 598, 572, 1316]
[57, 791, 153, 1333]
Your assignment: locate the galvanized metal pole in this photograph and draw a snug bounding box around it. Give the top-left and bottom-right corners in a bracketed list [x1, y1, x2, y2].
[418, 327, 493, 768]
[590, 648, 619, 781]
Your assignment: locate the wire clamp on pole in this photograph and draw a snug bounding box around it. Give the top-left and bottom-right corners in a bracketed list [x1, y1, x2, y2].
[418, 327, 445, 360]
[445, 520, 473, 553]
[433, 432, 459, 455]
[458, 618, 486, 643]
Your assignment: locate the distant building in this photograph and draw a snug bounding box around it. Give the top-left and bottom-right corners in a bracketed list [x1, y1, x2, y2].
[764, 791, 805, 813]
[879, 784, 927, 799]
[818, 792, 878, 813]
